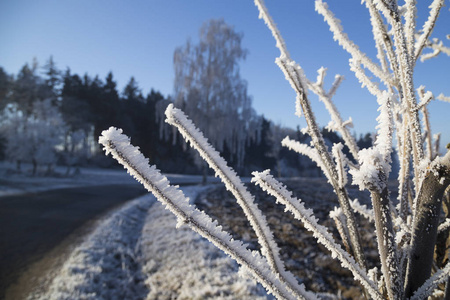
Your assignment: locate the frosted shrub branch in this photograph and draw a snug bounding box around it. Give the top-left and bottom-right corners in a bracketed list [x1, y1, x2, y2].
[164, 104, 311, 299]
[374, 0, 425, 179]
[437, 93, 450, 103]
[330, 207, 352, 254]
[315, 0, 394, 87]
[410, 256, 450, 300]
[349, 199, 375, 223]
[364, 0, 399, 80]
[307, 71, 360, 160]
[251, 171, 383, 300]
[256, 0, 368, 273]
[414, 0, 445, 63]
[281, 137, 332, 183]
[98, 127, 300, 299]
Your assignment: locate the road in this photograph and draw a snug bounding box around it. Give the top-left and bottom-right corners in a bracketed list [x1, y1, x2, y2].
[0, 184, 147, 300]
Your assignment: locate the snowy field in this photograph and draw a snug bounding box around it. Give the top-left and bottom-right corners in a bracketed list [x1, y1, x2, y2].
[23, 186, 268, 300]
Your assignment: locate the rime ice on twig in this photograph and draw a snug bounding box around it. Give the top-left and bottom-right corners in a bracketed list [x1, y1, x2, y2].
[99, 127, 307, 300]
[414, 0, 446, 63]
[330, 207, 352, 254]
[349, 199, 375, 223]
[364, 0, 399, 79]
[315, 0, 394, 87]
[349, 59, 383, 98]
[281, 137, 332, 183]
[252, 170, 383, 300]
[437, 93, 450, 103]
[307, 70, 359, 160]
[417, 86, 435, 160]
[332, 143, 348, 189]
[255, 0, 368, 275]
[410, 262, 450, 300]
[164, 105, 313, 299]
[349, 91, 393, 192]
[419, 36, 450, 62]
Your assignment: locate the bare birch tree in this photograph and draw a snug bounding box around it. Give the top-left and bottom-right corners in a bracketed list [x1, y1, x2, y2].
[173, 19, 257, 182]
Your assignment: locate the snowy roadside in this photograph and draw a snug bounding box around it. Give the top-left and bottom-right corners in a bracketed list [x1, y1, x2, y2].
[0, 161, 219, 197]
[0, 162, 138, 197]
[28, 185, 268, 299]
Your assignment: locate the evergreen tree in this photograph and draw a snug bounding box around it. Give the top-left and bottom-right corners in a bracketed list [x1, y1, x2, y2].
[42, 55, 61, 94]
[122, 77, 143, 102]
[11, 61, 40, 115]
[0, 67, 11, 111]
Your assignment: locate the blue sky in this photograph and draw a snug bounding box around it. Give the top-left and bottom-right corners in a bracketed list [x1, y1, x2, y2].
[1, 1, 449, 148]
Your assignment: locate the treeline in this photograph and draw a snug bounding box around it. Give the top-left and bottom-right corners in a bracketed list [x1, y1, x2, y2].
[0, 57, 377, 177]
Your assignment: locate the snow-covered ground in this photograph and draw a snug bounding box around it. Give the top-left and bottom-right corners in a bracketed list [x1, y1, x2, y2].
[26, 185, 268, 299]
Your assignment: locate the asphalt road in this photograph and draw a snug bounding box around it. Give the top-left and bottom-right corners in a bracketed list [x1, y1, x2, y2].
[0, 184, 147, 299]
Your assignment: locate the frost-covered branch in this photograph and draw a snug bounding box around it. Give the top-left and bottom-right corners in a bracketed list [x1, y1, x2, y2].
[307, 70, 359, 160]
[281, 136, 335, 185]
[164, 104, 310, 299]
[349, 59, 383, 98]
[332, 143, 348, 189]
[410, 262, 450, 300]
[414, 0, 446, 63]
[252, 170, 383, 300]
[330, 207, 352, 255]
[404, 0, 417, 60]
[417, 86, 434, 110]
[98, 127, 304, 300]
[364, 0, 399, 80]
[419, 36, 450, 62]
[349, 89, 403, 299]
[315, 0, 394, 87]
[255, 0, 368, 272]
[374, 0, 425, 184]
[417, 86, 435, 160]
[349, 199, 375, 223]
[437, 93, 450, 103]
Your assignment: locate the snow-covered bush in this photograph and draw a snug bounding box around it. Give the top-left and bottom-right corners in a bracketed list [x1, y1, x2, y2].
[100, 1, 450, 299]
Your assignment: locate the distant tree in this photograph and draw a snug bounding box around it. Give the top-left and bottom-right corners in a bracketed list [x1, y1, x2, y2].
[42, 55, 61, 95]
[244, 116, 276, 175]
[61, 70, 92, 133]
[122, 77, 143, 102]
[60, 70, 94, 163]
[0, 67, 11, 111]
[92, 72, 121, 139]
[357, 133, 373, 150]
[174, 19, 256, 181]
[11, 61, 40, 115]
